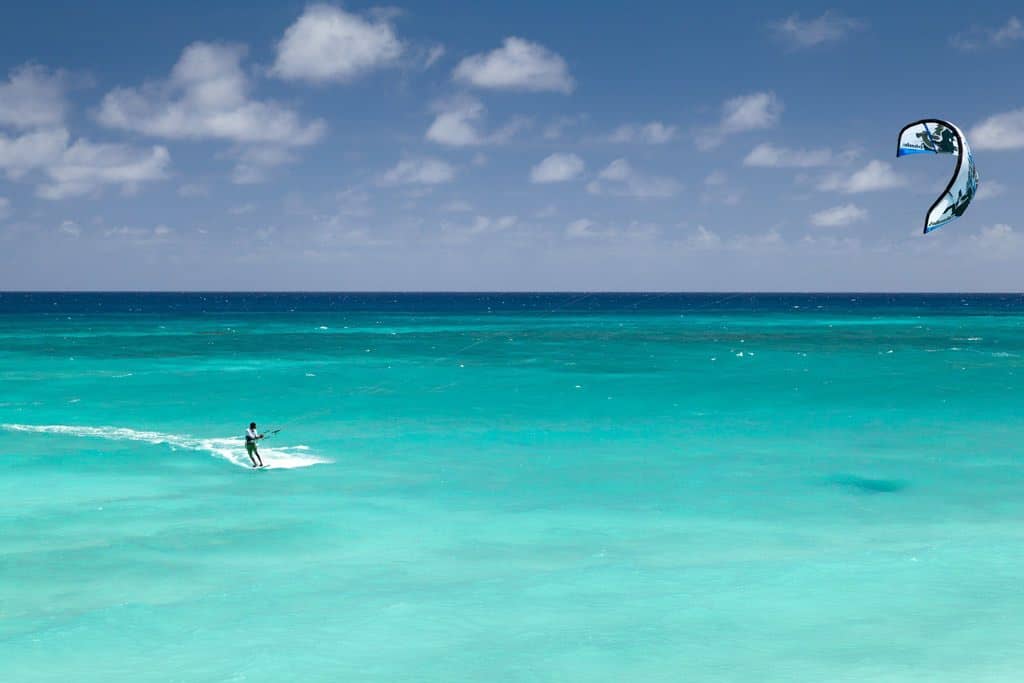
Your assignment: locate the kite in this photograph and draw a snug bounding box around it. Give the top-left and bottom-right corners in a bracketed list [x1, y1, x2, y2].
[897, 119, 978, 233]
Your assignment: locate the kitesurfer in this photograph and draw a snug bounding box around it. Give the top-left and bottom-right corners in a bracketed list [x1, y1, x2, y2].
[245, 422, 264, 468]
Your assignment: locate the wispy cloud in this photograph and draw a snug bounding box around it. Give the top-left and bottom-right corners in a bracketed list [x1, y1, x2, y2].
[586, 159, 680, 199]
[378, 158, 455, 186]
[810, 203, 867, 227]
[770, 12, 865, 49]
[744, 143, 832, 168]
[607, 122, 677, 144]
[698, 92, 782, 149]
[951, 17, 1024, 51]
[818, 160, 906, 193]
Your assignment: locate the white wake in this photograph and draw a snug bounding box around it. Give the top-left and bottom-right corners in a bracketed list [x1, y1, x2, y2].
[1, 423, 328, 470]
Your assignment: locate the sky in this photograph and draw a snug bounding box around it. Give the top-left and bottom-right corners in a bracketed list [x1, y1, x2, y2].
[1, 0, 1023, 291]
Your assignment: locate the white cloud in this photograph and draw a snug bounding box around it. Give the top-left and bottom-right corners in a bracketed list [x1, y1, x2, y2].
[972, 224, 1021, 256]
[37, 139, 170, 200]
[744, 143, 832, 168]
[564, 218, 658, 242]
[586, 159, 680, 199]
[566, 218, 599, 239]
[771, 12, 865, 49]
[529, 153, 584, 183]
[971, 109, 1024, 150]
[378, 158, 455, 185]
[704, 170, 727, 186]
[700, 171, 741, 205]
[0, 125, 168, 199]
[59, 219, 80, 237]
[98, 42, 325, 147]
[690, 225, 722, 249]
[441, 214, 517, 243]
[952, 17, 1024, 50]
[98, 42, 324, 183]
[103, 224, 175, 245]
[977, 180, 1005, 200]
[229, 203, 257, 215]
[178, 183, 208, 197]
[543, 115, 585, 140]
[818, 160, 906, 193]
[0, 127, 69, 179]
[0, 65, 66, 129]
[424, 44, 446, 68]
[810, 203, 868, 227]
[271, 4, 403, 84]
[441, 199, 473, 212]
[453, 37, 573, 93]
[425, 96, 526, 147]
[608, 122, 677, 144]
[230, 145, 299, 185]
[698, 92, 782, 149]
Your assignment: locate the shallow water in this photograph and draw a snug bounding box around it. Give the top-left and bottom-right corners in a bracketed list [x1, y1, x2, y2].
[2, 293, 1024, 681]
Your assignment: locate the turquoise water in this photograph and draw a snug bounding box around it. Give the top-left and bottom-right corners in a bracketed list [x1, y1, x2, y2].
[2, 293, 1024, 681]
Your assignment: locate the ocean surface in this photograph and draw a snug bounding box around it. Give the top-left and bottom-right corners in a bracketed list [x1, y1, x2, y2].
[2, 292, 1024, 682]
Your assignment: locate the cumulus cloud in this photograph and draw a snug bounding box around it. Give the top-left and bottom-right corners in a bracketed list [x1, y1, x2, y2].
[38, 139, 170, 200]
[0, 127, 70, 179]
[425, 96, 526, 147]
[99, 43, 324, 145]
[271, 4, 403, 83]
[608, 122, 677, 144]
[771, 12, 865, 49]
[0, 127, 169, 199]
[971, 109, 1024, 150]
[453, 37, 573, 93]
[0, 65, 66, 129]
[98, 42, 323, 182]
[810, 203, 867, 227]
[698, 92, 782, 149]
[744, 143, 832, 168]
[818, 160, 906, 193]
[529, 153, 584, 183]
[951, 17, 1024, 51]
[378, 158, 455, 185]
[586, 159, 680, 199]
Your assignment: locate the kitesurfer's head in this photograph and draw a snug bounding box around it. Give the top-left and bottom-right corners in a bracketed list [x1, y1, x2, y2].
[250, 422, 256, 429]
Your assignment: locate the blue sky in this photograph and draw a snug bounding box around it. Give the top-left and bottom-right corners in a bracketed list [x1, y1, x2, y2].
[0, 0, 1022, 290]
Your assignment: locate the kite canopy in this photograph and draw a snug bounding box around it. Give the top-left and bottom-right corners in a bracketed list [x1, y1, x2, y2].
[897, 119, 979, 234]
